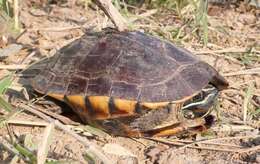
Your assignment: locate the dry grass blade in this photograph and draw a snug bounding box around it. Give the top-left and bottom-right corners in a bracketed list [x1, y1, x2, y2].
[224, 68, 260, 77]
[0, 64, 27, 70]
[193, 50, 242, 65]
[173, 134, 260, 153]
[27, 26, 82, 32]
[13, 0, 19, 30]
[129, 9, 158, 22]
[152, 134, 260, 154]
[150, 138, 241, 153]
[243, 82, 254, 123]
[195, 47, 260, 55]
[21, 51, 36, 64]
[37, 123, 54, 164]
[7, 120, 48, 127]
[195, 0, 208, 45]
[19, 104, 53, 122]
[212, 124, 255, 132]
[171, 139, 243, 148]
[29, 105, 77, 125]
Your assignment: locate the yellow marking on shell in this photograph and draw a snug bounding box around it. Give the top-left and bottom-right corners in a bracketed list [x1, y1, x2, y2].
[64, 95, 86, 111]
[88, 96, 110, 118]
[113, 99, 137, 114]
[48, 93, 65, 101]
[140, 91, 203, 110]
[47, 94, 183, 121]
[141, 102, 169, 109]
[48, 94, 171, 115]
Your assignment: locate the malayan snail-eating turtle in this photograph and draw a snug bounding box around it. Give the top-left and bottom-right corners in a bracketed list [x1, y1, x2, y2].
[28, 29, 228, 137]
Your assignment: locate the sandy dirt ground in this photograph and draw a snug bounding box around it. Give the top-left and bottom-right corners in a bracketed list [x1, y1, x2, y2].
[0, 0, 259, 163]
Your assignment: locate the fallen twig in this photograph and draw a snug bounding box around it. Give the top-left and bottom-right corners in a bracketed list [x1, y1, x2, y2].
[94, 0, 128, 31]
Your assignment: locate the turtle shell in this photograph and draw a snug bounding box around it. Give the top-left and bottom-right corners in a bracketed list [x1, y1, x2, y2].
[29, 29, 228, 136]
[32, 30, 227, 102]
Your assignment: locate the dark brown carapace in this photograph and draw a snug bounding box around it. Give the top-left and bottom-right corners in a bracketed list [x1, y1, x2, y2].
[30, 29, 228, 137]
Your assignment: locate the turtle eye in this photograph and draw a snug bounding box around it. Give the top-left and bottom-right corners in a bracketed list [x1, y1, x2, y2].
[192, 92, 204, 102]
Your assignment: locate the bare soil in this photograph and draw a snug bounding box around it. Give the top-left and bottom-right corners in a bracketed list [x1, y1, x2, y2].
[0, 0, 259, 163]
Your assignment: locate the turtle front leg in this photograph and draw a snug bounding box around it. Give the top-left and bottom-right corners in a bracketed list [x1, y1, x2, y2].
[146, 115, 214, 137]
[128, 103, 214, 137]
[91, 103, 214, 137]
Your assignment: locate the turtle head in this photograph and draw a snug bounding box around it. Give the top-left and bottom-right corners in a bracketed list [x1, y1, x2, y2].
[181, 85, 219, 119]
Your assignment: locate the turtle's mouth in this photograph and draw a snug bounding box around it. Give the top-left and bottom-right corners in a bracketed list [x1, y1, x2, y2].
[181, 85, 218, 119]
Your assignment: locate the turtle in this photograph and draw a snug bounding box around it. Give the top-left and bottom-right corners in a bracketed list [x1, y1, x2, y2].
[28, 29, 228, 137]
